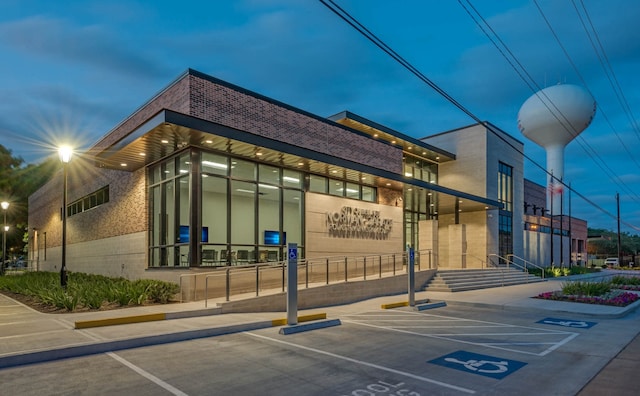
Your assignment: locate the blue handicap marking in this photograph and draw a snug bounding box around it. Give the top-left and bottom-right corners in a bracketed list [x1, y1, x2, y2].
[537, 317, 597, 329]
[429, 350, 526, 380]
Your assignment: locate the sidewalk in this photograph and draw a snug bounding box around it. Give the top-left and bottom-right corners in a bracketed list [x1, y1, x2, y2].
[1, 273, 639, 392]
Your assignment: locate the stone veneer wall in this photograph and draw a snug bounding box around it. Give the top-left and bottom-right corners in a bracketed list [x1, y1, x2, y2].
[305, 192, 404, 258]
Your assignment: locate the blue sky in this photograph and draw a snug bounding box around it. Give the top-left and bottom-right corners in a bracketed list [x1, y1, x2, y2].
[1, 0, 639, 233]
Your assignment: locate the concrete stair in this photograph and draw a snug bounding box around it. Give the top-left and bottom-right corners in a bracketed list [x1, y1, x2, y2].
[423, 268, 545, 292]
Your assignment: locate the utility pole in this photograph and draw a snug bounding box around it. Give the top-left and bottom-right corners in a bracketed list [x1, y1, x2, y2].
[617, 192, 622, 266]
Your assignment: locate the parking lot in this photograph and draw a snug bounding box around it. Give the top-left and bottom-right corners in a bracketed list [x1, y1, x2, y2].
[1, 298, 638, 395]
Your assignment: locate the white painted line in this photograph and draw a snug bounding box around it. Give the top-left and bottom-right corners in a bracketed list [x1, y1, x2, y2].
[244, 331, 476, 394]
[390, 325, 515, 329]
[107, 352, 189, 396]
[343, 320, 578, 357]
[0, 329, 69, 340]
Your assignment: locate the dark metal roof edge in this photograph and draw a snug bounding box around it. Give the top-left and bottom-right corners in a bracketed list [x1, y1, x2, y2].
[329, 110, 457, 160]
[161, 111, 501, 209]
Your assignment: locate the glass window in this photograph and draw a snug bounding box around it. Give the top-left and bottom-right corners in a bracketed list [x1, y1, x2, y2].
[163, 180, 176, 245]
[345, 182, 360, 199]
[329, 180, 343, 196]
[202, 175, 227, 244]
[202, 152, 228, 176]
[283, 189, 303, 248]
[498, 162, 513, 212]
[309, 175, 327, 193]
[231, 180, 255, 244]
[178, 153, 190, 175]
[362, 186, 376, 202]
[150, 185, 162, 247]
[259, 183, 280, 248]
[162, 158, 176, 180]
[259, 164, 280, 185]
[231, 159, 256, 180]
[283, 169, 302, 188]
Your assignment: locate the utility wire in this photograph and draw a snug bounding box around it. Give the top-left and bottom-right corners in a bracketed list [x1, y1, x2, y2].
[530, 0, 640, 201]
[319, 0, 640, 232]
[575, 0, 640, 144]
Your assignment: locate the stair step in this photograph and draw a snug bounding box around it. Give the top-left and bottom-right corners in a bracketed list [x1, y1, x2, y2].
[423, 268, 544, 293]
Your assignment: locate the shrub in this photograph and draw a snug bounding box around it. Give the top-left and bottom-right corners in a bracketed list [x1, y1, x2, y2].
[0, 271, 179, 312]
[561, 280, 611, 296]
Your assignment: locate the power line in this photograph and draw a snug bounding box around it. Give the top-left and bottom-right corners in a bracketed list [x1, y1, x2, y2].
[319, 0, 640, 232]
[530, 0, 640, 201]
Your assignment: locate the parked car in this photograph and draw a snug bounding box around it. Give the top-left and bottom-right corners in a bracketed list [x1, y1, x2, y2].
[604, 257, 619, 267]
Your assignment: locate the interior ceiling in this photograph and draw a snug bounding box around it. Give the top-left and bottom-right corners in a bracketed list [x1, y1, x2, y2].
[93, 122, 494, 215]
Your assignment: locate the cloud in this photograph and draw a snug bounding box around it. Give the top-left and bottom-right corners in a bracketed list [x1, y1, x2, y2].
[0, 16, 169, 79]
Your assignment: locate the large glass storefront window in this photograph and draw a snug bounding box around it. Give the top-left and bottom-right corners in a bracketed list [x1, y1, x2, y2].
[149, 148, 380, 268]
[148, 152, 190, 267]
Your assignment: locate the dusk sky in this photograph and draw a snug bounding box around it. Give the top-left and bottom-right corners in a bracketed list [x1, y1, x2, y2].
[1, 0, 639, 233]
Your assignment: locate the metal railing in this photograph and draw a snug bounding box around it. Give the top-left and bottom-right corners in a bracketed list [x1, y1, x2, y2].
[507, 254, 546, 279]
[487, 254, 546, 285]
[461, 252, 486, 269]
[178, 250, 435, 305]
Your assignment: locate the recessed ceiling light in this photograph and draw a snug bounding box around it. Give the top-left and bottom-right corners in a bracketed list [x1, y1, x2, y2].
[205, 140, 213, 144]
[256, 152, 263, 156]
[332, 170, 338, 173]
[120, 163, 127, 167]
[139, 153, 146, 156]
[391, 140, 396, 144]
[386, 183, 391, 186]
[298, 162, 304, 166]
[161, 139, 169, 144]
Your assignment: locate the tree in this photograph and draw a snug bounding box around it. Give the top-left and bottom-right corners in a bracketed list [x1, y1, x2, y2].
[0, 145, 58, 261]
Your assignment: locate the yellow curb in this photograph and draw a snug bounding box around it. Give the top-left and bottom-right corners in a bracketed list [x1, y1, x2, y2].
[381, 301, 408, 309]
[75, 313, 167, 329]
[271, 312, 327, 327]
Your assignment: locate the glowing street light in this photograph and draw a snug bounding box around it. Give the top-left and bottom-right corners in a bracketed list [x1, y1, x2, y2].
[58, 146, 73, 287]
[1, 201, 8, 275]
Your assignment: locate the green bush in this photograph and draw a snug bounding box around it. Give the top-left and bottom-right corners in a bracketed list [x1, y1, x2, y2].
[610, 275, 640, 286]
[0, 271, 179, 312]
[561, 280, 611, 296]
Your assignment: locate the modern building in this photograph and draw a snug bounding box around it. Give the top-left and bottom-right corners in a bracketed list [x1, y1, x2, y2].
[27, 69, 582, 285]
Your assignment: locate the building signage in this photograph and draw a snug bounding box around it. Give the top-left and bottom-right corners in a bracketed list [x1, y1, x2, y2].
[326, 206, 393, 239]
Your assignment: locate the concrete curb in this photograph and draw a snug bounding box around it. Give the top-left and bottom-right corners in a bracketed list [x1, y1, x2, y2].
[279, 319, 342, 335]
[414, 301, 447, 311]
[0, 321, 274, 369]
[74, 307, 226, 329]
[3, 312, 331, 369]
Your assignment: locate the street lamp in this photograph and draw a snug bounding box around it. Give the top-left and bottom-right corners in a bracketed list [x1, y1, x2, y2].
[59, 146, 73, 287]
[1, 201, 8, 274]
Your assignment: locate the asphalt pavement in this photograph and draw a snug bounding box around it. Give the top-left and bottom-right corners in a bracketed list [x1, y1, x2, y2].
[0, 270, 638, 395]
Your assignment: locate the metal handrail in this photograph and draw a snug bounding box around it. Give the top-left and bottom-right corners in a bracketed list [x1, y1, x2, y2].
[197, 251, 426, 306]
[487, 253, 545, 284]
[507, 254, 546, 278]
[462, 252, 486, 269]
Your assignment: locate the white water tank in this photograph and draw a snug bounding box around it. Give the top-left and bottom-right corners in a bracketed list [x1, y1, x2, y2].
[518, 84, 596, 214]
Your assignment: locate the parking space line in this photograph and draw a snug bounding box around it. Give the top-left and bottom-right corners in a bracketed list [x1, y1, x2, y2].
[343, 310, 579, 357]
[107, 352, 189, 396]
[244, 331, 476, 394]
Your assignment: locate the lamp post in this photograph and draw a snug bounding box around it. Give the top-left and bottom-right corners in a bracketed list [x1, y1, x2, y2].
[59, 146, 73, 288]
[1, 201, 8, 275]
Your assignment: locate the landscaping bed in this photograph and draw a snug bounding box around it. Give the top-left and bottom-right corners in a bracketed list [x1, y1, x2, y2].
[535, 275, 640, 307]
[0, 271, 179, 313]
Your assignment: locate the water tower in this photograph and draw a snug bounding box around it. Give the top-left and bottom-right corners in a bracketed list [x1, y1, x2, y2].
[517, 84, 596, 215]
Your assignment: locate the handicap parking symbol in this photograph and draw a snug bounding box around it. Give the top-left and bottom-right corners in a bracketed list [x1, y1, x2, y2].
[429, 350, 526, 379]
[288, 249, 297, 261]
[537, 317, 597, 329]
